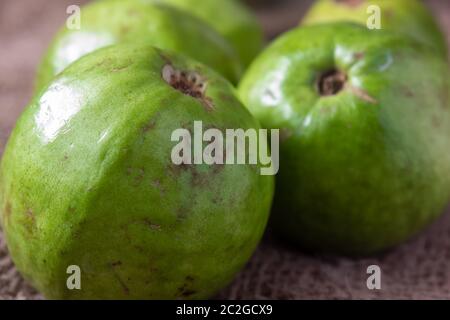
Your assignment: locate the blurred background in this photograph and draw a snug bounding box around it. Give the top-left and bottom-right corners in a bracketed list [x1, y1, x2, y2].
[1, 0, 450, 299]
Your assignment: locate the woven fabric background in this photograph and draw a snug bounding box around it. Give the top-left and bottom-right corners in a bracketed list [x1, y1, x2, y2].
[1, 0, 450, 300]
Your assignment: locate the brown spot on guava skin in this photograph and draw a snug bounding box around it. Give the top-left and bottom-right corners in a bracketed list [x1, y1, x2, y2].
[119, 25, 130, 36]
[219, 92, 235, 103]
[190, 168, 204, 187]
[178, 278, 197, 298]
[3, 201, 12, 223]
[110, 264, 130, 295]
[180, 290, 196, 297]
[280, 128, 293, 142]
[157, 51, 173, 66]
[142, 119, 156, 133]
[335, 0, 364, 7]
[111, 261, 122, 267]
[162, 64, 214, 112]
[168, 162, 191, 177]
[348, 86, 378, 104]
[402, 87, 414, 98]
[176, 211, 188, 222]
[354, 52, 365, 60]
[95, 58, 113, 68]
[23, 208, 36, 235]
[151, 179, 164, 194]
[320, 107, 333, 115]
[134, 168, 145, 186]
[141, 218, 161, 231]
[111, 65, 129, 72]
[126, 167, 146, 186]
[212, 195, 223, 205]
[151, 180, 166, 196]
[212, 163, 225, 176]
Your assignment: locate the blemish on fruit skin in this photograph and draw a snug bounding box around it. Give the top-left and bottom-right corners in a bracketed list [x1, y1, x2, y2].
[110, 263, 130, 295]
[162, 64, 214, 112]
[335, 0, 364, 8]
[134, 168, 145, 186]
[126, 167, 146, 186]
[4, 201, 12, 223]
[354, 52, 365, 60]
[280, 128, 293, 142]
[111, 261, 122, 267]
[168, 162, 215, 188]
[176, 206, 189, 221]
[348, 86, 378, 104]
[178, 277, 197, 298]
[119, 25, 130, 36]
[151, 179, 165, 196]
[141, 218, 161, 231]
[402, 87, 414, 98]
[142, 119, 156, 133]
[111, 65, 129, 72]
[219, 92, 235, 103]
[23, 208, 36, 235]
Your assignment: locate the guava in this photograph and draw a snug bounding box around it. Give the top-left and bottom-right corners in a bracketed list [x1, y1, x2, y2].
[35, 0, 242, 92]
[157, 0, 264, 67]
[302, 0, 448, 59]
[238, 22, 450, 255]
[0, 44, 274, 299]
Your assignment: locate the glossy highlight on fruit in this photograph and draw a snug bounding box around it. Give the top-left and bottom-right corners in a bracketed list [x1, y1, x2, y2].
[35, 0, 242, 91]
[239, 23, 450, 255]
[159, 0, 265, 67]
[302, 0, 448, 59]
[1, 45, 274, 299]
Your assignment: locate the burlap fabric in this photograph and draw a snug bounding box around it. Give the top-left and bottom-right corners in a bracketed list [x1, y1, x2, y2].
[1, 0, 450, 300]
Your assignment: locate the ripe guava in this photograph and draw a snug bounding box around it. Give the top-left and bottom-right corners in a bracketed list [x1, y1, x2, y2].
[302, 0, 448, 59]
[35, 0, 242, 92]
[157, 0, 264, 68]
[238, 23, 450, 255]
[0, 44, 274, 299]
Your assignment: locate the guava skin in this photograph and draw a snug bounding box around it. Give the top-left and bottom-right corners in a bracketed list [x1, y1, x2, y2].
[302, 0, 448, 59]
[35, 0, 242, 92]
[158, 0, 265, 67]
[0, 45, 274, 299]
[238, 23, 450, 255]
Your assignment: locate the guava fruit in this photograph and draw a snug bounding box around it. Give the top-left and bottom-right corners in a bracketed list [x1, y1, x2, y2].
[238, 22, 450, 255]
[158, 0, 264, 67]
[35, 0, 242, 92]
[0, 44, 274, 299]
[302, 0, 448, 59]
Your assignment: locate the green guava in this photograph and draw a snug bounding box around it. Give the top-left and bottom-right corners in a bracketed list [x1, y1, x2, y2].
[35, 0, 242, 92]
[238, 22, 450, 255]
[0, 44, 274, 299]
[302, 0, 448, 59]
[157, 0, 265, 67]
